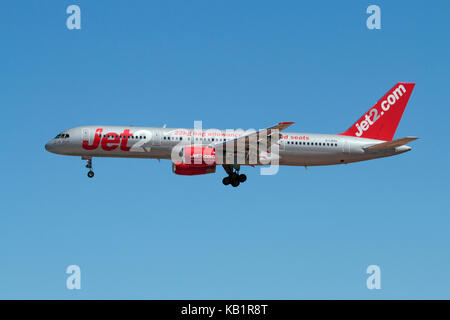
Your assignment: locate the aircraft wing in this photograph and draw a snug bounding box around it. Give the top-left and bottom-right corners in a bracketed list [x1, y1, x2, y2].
[364, 137, 418, 151]
[213, 121, 295, 151]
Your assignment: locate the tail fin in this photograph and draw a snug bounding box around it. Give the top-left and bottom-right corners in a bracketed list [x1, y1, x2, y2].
[339, 82, 415, 141]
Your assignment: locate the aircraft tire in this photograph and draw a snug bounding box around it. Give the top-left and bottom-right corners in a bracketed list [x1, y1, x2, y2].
[231, 178, 240, 187]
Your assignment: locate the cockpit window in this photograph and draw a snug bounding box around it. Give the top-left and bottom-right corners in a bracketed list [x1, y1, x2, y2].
[54, 133, 69, 139]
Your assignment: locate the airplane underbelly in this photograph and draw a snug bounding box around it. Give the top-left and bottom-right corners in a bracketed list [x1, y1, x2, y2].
[78, 144, 171, 159]
[280, 149, 344, 166]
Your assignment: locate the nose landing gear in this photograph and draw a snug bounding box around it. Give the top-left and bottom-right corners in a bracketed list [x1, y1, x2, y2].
[83, 157, 95, 178]
[222, 165, 246, 187]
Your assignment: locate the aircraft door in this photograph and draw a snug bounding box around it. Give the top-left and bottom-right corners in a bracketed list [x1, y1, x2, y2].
[278, 139, 285, 151]
[341, 139, 350, 153]
[82, 128, 90, 144]
[152, 129, 161, 146]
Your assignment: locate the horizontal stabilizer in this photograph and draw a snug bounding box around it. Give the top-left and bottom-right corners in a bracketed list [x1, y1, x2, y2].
[364, 137, 418, 151]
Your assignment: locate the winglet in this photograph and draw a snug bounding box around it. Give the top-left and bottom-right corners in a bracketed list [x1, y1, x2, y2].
[277, 122, 295, 131]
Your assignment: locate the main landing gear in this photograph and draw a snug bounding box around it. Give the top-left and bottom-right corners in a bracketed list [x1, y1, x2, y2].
[83, 157, 94, 178]
[222, 165, 246, 187]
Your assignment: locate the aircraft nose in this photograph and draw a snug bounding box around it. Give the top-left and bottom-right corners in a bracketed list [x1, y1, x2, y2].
[45, 141, 55, 153]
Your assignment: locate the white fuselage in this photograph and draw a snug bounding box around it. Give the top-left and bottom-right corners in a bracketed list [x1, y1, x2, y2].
[45, 125, 411, 166]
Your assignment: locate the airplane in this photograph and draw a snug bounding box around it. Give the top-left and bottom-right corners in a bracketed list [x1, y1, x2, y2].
[45, 82, 417, 187]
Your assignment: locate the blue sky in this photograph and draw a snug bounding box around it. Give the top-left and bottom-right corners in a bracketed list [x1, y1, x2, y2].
[1, 0, 449, 299]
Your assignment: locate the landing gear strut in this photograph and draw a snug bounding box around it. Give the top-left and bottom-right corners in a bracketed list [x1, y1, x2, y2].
[83, 157, 95, 178]
[222, 165, 246, 187]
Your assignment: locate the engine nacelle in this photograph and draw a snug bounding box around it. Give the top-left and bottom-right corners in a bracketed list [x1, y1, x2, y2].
[172, 146, 217, 175]
[172, 162, 216, 175]
[182, 146, 216, 166]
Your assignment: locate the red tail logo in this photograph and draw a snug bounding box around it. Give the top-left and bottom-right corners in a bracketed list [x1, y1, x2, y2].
[339, 82, 415, 141]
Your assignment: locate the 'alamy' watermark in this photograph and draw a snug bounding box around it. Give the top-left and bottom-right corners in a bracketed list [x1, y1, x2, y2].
[169, 120, 280, 176]
[66, 265, 81, 290]
[66, 5, 81, 30]
[366, 265, 381, 290]
[366, 5, 381, 30]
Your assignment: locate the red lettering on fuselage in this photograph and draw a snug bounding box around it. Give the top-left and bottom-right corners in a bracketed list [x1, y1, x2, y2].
[101, 132, 120, 151]
[82, 128, 103, 150]
[120, 129, 131, 151]
[82, 128, 132, 151]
